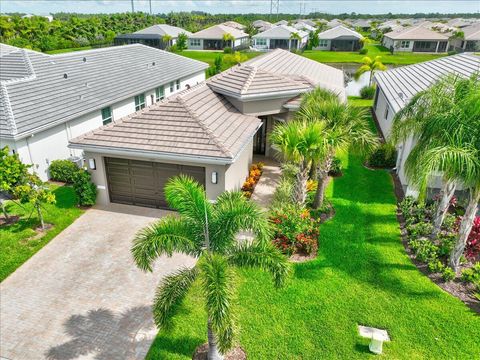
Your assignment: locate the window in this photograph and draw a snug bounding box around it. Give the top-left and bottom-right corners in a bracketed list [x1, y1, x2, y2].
[155, 86, 164, 102]
[190, 38, 201, 46]
[134, 94, 145, 111]
[169, 81, 174, 92]
[255, 38, 267, 46]
[319, 39, 328, 47]
[384, 106, 389, 120]
[176, 79, 180, 90]
[400, 40, 410, 48]
[101, 106, 113, 125]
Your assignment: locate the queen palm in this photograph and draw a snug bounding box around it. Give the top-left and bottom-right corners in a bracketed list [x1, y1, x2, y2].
[162, 34, 173, 47]
[390, 74, 480, 238]
[131, 176, 289, 360]
[270, 119, 326, 205]
[222, 33, 235, 48]
[354, 56, 387, 86]
[298, 87, 379, 208]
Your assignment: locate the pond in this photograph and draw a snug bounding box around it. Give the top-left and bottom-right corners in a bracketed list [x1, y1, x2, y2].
[329, 63, 398, 97]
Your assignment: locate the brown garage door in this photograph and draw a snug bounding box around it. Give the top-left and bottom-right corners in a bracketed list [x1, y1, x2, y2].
[105, 157, 205, 209]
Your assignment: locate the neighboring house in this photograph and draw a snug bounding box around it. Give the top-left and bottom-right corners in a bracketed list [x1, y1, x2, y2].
[350, 19, 371, 31]
[221, 21, 246, 30]
[315, 25, 363, 51]
[447, 18, 475, 29]
[252, 25, 308, 51]
[326, 19, 343, 28]
[382, 25, 450, 53]
[293, 19, 316, 27]
[275, 20, 289, 26]
[293, 22, 316, 33]
[373, 53, 480, 193]
[188, 24, 249, 50]
[0, 43, 208, 181]
[114, 24, 192, 50]
[69, 49, 345, 208]
[253, 20, 274, 32]
[450, 23, 480, 52]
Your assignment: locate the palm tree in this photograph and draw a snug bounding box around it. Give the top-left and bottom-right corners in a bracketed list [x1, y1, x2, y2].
[289, 32, 302, 50]
[270, 119, 326, 205]
[390, 74, 480, 238]
[162, 34, 173, 47]
[354, 56, 387, 86]
[222, 33, 235, 48]
[131, 176, 289, 360]
[298, 87, 379, 208]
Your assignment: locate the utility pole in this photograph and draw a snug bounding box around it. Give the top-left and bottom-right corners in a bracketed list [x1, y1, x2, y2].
[270, 0, 279, 18]
[131, 0, 135, 13]
[149, 0, 152, 14]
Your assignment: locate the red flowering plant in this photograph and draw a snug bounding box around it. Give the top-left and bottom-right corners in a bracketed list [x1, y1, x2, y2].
[465, 216, 480, 260]
[270, 205, 320, 256]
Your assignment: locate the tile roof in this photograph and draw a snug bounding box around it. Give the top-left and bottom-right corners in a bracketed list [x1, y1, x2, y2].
[221, 21, 246, 30]
[133, 24, 192, 37]
[243, 49, 346, 100]
[374, 53, 480, 113]
[207, 64, 312, 99]
[253, 25, 308, 39]
[69, 84, 261, 162]
[463, 23, 480, 40]
[317, 25, 363, 40]
[0, 43, 208, 139]
[383, 25, 449, 40]
[190, 24, 248, 39]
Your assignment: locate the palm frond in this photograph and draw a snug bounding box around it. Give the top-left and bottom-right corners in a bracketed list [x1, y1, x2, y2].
[152, 266, 198, 328]
[228, 241, 290, 288]
[131, 215, 198, 272]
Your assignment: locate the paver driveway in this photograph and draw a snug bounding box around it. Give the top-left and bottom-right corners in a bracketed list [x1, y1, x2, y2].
[0, 204, 195, 360]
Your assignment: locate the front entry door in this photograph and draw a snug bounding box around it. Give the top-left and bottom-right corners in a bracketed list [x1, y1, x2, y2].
[253, 117, 268, 155]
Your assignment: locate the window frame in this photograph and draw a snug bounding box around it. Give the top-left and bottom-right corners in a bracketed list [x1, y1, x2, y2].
[190, 38, 201, 46]
[169, 81, 174, 92]
[155, 86, 165, 102]
[400, 40, 410, 48]
[176, 79, 180, 90]
[134, 94, 145, 111]
[384, 105, 389, 120]
[319, 39, 328, 47]
[255, 38, 267, 46]
[101, 106, 113, 125]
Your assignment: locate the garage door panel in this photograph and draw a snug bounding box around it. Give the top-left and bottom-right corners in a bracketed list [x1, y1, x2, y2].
[105, 157, 205, 209]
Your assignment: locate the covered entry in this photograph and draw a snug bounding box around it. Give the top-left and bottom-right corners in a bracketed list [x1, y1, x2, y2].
[105, 157, 205, 209]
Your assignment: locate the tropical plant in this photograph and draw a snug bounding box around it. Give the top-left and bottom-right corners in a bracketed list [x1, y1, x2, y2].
[307, 29, 320, 49]
[223, 51, 247, 66]
[359, 85, 376, 99]
[72, 169, 97, 206]
[162, 34, 173, 47]
[222, 32, 235, 47]
[297, 87, 378, 208]
[48, 159, 79, 183]
[176, 32, 188, 51]
[131, 176, 289, 359]
[390, 74, 480, 242]
[244, 22, 257, 37]
[354, 56, 387, 86]
[270, 120, 326, 205]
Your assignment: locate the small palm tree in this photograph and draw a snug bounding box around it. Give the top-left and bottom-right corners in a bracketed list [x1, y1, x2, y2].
[354, 56, 387, 86]
[132, 176, 289, 360]
[222, 33, 235, 48]
[162, 34, 173, 47]
[270, 119, 326, 205]
[289, 31, 302, 49]
[298, 87, 379, 208]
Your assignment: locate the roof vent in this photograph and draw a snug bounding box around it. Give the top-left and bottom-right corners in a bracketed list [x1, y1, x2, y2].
[83, 57, 87, 62]
[152, 61, 155, 66]
[398, 92, 404, 100]
[63, 73, 68, 79]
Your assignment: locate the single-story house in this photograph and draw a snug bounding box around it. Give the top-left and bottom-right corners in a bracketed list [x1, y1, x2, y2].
[293, 19, 316, 27]
[373, 53, 480, 194]
[450, 23, 480, 52]
[114, 24, 192, 50]
[326, 19, 343, 28]
[293, 22, 316, 33]
[0, 43, 208, 181]
[188, 24, 249, 50]
[315, 25, 363, 51]
[252, 25, 308, 51]
[69, 49, 346, 208]
[447, 18, 476, 29]
[382, 25, 450, 53]
[350, 19, 371, 32]
[252, 20, 274, 32]
[275, 20, 289, 26]
[221, 21, 246, 31]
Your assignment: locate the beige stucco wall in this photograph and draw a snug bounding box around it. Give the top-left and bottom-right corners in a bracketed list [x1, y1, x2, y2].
[224, 139, 253, 191]
[225, 95, 295, 116]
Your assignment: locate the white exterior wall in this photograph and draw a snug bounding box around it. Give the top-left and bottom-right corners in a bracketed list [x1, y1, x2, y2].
[188, 39, 204, 50]
[373, 87, 395, 138]
[224, 140, 253, 191]
[313, 40, 331, 51]
[382, 36, 395, 50]
[1, 70, 206, 181]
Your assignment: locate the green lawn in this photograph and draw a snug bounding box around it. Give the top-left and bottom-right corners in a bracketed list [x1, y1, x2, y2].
[46, 46, 93, 54]
[0, 185, 84, 281]
[348, 96, 374, 108]
[146, 109, 479, 359]
[303, 44, 446, 65]
[179, 50, 261, 67]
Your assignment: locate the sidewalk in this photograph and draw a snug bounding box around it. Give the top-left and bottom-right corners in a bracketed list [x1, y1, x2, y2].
[251, 156, 282, 209]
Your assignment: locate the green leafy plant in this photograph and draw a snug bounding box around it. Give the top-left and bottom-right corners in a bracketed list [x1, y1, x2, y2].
[428, 259, 444, 273]
[72, 169, 97, 206]
[359, 47, 368, 54]
[48, 159, 79, 183]
[359, 85, 376, 99]
[461, 263, 480, 284]
[441, 266, 456, 282]
[328, 157, 343, 177]
[367, 143, 397, 168]
[176, 32, 188, 51]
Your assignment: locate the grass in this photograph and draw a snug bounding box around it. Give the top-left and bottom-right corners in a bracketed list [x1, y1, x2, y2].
[302, 44, 446, 65]
[0, 185, 84, 281]
[146, 107, 480, 359]
[46, 46, 93, 54]
[348, 96, 374, 107]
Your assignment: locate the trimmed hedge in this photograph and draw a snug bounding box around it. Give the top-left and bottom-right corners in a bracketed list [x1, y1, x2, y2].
[48, 160, 79, 183]
[367, 143, 397, 168]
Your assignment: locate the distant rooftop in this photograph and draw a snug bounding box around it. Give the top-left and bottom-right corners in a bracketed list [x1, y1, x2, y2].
[190, 24, 248, 39]
[383, 25, 449, 40]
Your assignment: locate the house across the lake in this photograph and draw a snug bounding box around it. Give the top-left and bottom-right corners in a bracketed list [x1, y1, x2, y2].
[188, 24, 249, 50]
[69, 49, 346, 208]
[373, 53, 480, 194]
[314, 25, 363, 51]
[252, 25, 308, 51]
[450, 23, 480, 52]
[382, 25, 450, 53]
[114, 24, 191, 50]
[0, 43, 208, 181]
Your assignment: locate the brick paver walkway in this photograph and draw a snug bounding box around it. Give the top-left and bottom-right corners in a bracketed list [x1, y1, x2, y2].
[0, 204, 195, 360]
[250, 156, 282, 209]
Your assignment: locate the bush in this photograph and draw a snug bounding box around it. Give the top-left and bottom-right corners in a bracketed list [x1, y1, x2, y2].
[72, 169, 97, 206]
[428, 259, 444, 273]
[409, 238, 439, 262]
[461, 263, 480, 283]
[359, 85, 376, 99]
[406, 221, 433, 238]
[328, 157, 343, 177]
[367, 143, 397, 168]
[241, 162, 264, 198]
[465, 216, 480, 259]
[447, 50, 457, 56]
[437, 233, 456, 257]
[223, 46, 233, 54]
[441, 267, 456, 282]
[359, 47, 368, 54]
[48, 159, 79, 183]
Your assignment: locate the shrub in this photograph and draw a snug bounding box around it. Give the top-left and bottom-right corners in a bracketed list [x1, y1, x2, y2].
[328, 157, 343, 176]
[441, 267, 456, 282]
[465, 216, 480, 259]
[359, 85, 376, 99]
[447, 50, 457, 56]
[437, 233, 456, 257]
[428, 259, 444, 273]
[461, 263, 480, 283]
[359, 47, 368, 54]
[406, 221, 433, 238]
[48, 159, 79, 183]
[241, 162, 264, 198]
[410, 238, 439, 263]
[223, 46, 233, 54]
[72, 169, 97, 206]
[271, 177, 293, 209]
[367, 143, 397, 168]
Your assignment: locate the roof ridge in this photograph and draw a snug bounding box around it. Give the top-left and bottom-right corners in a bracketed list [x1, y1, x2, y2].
[176, 95, 233, 157]
[0, 83, 17, 135]
[240, 65, 257, 94]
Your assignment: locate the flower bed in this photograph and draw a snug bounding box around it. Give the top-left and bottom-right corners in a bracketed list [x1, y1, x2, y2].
[399, 196, 480, 308]
[270, 206, 321, 260]
[241, 162, 264, 199]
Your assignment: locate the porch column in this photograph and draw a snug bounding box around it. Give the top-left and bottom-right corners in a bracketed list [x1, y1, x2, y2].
[435, 41, 440, 53]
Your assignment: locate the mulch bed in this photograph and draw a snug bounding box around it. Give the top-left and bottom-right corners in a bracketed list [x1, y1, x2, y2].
[22, 223, 54, 242]
[0, 215, 20, 226]
[192, 344, 246, 360]
[290, 250, 317, 263]
[390, 171, 480, 313]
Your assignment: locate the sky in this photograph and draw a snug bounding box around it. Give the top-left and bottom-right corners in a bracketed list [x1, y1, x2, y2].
[1, 0, 479, 15]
